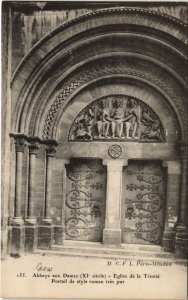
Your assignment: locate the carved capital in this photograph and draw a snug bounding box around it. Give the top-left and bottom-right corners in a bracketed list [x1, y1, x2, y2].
[10, 133, 27, 153]
[28, 137, 40, 155]
[45, 139, 58, 157]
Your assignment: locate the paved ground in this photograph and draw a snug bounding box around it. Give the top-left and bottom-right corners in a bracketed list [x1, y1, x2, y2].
[1, 253, 187, 299]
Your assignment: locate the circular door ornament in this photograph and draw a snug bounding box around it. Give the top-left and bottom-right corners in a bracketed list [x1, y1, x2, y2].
[108, 145, 122, 159]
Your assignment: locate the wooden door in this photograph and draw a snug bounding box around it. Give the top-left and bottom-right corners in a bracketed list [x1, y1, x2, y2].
[122, 160, 166, 245]
[65, 159, 106, 242]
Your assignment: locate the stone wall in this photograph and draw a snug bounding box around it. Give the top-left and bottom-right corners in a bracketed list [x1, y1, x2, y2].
[8, 2, 188, 74]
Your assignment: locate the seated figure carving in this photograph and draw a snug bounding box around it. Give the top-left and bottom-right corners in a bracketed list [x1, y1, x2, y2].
[96, 99, 111, 138]
[124, 98, 139, 139]
[110, 98, 125, 138]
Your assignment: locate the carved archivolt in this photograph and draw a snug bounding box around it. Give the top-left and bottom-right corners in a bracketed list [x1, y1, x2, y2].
[42, 58, 186, 140]
[69, 95, 166, 143]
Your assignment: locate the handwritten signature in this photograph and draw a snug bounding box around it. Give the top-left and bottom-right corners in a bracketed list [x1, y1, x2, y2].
[36, 262, 53, 272]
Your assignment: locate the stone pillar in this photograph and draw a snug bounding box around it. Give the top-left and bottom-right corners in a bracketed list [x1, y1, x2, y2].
[54, 160, 70, 245]
[162, 161, 181, 252]
[26, 138, 40, 224]
[175, 142, 188, 258]
[10, 134, 27, 254]
[38, 140, 58, 250]
[43, 140, 58, 223]
[12, 134, 27, 224]
[25, 137, 40, 252]
[102, 159, 127, 245]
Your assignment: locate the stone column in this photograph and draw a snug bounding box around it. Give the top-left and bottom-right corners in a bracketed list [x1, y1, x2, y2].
[102, 159, 127, 245]
[162, 161, 181, 252]
[54, 159, 70, 245]
[43, 140, 58, 224]
[38, 140, 58, 250]
[25, 137, 40, 252]
[12, 134, 27, 225]
[10, 133, 26, 255]
[25, 138, 40, 224]
[175, 142, 188, 258]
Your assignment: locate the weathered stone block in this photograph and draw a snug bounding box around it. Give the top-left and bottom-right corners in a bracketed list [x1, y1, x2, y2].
[37, 225, 54, 250]
[103, 229, 121, 245]
[162, 230, 175, 252]
[10, 226, 25, 255]
[54, 226, 64, 245]
[25, 226, 38, 252]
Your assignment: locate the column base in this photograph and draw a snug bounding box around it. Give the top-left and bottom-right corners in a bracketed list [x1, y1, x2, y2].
[38, 225, 54, 250]
[11, 217, 24, 225]
[42, 218, 53, 225]
[162, 230, 175, 252]
[175, 225, 188, 259]
[54, 226, 64, 245]
[10, 225, 25, 255]
[25, 218, 37, 225]
[25, 225, 38, 252]
[103, 228, 121, 245]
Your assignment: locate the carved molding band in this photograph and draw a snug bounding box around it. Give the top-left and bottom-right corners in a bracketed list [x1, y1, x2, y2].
[69, 96, 166, 143]
[42, 58, 186, 140]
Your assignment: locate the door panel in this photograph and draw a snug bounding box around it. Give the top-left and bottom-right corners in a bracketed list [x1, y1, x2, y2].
[65, 159, 106, 241]
[122, 160, 166, 245]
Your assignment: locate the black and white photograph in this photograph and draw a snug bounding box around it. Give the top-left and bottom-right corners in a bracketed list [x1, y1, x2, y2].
[1, 1, 188, 299]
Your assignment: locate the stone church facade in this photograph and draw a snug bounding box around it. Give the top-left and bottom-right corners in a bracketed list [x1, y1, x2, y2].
[2, 1, 188, 259]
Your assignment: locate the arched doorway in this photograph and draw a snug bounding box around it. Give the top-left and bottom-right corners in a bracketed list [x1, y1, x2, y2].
[6, 7, 187, 258]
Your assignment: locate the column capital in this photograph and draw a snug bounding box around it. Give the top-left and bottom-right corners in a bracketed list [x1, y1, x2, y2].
[103, 159, 128, 170]
[28, 137, 40, 154]
[44, 139, 58, 157]
[10, 133, 27, 153]
[163, 160, 181, 174]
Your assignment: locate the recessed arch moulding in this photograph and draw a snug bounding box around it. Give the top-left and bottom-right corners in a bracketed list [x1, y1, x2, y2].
[13, 54, 186, 144]
[11, 7, 188, 144]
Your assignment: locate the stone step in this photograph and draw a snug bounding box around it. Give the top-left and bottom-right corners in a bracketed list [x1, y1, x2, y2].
[50, 245, 174, 259]
[34, 248, 187, 265]
[61, 240, 163, 252]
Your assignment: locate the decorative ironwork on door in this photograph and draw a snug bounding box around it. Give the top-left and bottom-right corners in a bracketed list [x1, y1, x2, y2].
[65, 159, 106, 241]
[123, 160, 166, 245]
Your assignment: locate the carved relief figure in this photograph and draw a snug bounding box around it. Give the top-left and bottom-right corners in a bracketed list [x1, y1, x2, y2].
[74, 105, 94, 140]
[140, 107, 161, 141]
[96, 99, 111, 138]
[124, 98, 139, 139]
[110, 98, 125, 138]
[69, 95, 165, 143]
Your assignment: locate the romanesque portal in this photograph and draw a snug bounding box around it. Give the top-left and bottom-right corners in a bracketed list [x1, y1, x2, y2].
[2, 3, 188, 259]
